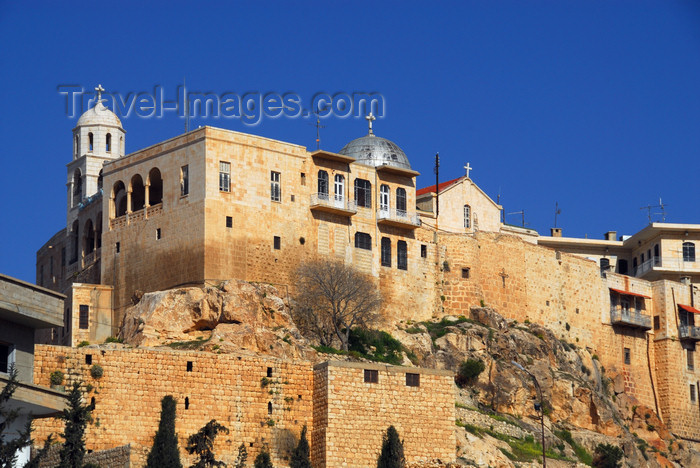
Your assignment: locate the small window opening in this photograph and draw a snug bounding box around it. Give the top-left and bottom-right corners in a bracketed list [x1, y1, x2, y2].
[85, 354, 92, 365]
[106, 133, 111, 152]
[300, 173, 306, 186]
[185, 397, 190, 409]
[298, 394, 302, 400]
[291, 194, 295, 202]
[268, 401, 273, 415]
[91, 397, 96, 407]
[226, 216, 233, 228]
[79, 305, 89, 330]
[364, 369, 378, 383]
[624, 347, 631, 365]
[546, 300, 550, 306]
[274, 236, 281, 250]
[88, 133, 94, 152]
[421, 244, 427, 258]
[461, 268, 470, 279]
[691, 385, 697, 403]
[688, 349, 695, 371]
[267, 367, 273, 377]
[156, 228, 161, 240]
[406, 373, 420, 387]
[115, 242, 120, 253]
[249, 442, 254, 448]
[180, 165, 189, 196]
[654, 316, 660, 330]
[187, 361, 193, 372]
[219, 161, 231, 192]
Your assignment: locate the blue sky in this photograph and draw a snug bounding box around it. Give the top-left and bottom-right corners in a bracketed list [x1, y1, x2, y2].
[1, 1, 700, 283]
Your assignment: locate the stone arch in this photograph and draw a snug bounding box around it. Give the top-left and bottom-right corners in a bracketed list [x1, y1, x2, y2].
[84, 219, 95, 255]
[148, 167, 163, 205]
[112, 181, 127, 217]
[72, 168, 83, 206]
[130, 174, 145, 212]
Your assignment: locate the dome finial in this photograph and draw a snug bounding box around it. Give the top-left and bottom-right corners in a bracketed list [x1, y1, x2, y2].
[365, 112, 376, 136]
[94, 84, 105, 105]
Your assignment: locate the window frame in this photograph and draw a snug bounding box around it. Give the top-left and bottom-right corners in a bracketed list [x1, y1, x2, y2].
[397, 240, 408, 270]
[364, 369, 378, 383]
[405, 373, 420, 387]
[464, 204, 471, 229]
[79, 304, 89, 330]
[334, 174, 345, 201]
[318, 170, 329, 198]
[355, 232, 372, 250]
[180, 165, 189, 196]
[219, 161, 231, 192]
[354, 179, 372, 208]
[381, 237, 391, 267]
[379, 184, 390, 212]
[683, 242, 696, 262]
[396, 188, 407, 214]
[271, 171, 281, 202]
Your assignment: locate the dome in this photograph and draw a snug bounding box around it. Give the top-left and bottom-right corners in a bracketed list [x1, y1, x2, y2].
[76, 102, 122, 128]
[338, 134, 412, 170]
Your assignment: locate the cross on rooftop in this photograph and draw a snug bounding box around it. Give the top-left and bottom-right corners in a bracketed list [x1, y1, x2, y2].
[95, 84, 105, 104]
[366, 112, 376, 135]
[464, 162, 472, 179]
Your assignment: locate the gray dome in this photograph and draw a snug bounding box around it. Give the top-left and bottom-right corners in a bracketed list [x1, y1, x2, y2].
[77, 102, 122, 128]
[338, 134, 411, 170]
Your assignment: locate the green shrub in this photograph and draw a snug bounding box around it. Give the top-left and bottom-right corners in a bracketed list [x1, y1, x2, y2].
[593, 443, 623, 468]
[89, 364, 103, 379]
[455, 359, 486, 388]
[104, 336, 123, 343]
[348, 329, 404, 365]
[77, 341, 90, 348]
[50, 370, 64, 386]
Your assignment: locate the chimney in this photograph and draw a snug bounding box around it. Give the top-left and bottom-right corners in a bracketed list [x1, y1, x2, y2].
[681, 276, 691, 286]
[604, 231, 617, 241]
[551, 228, 562, 237]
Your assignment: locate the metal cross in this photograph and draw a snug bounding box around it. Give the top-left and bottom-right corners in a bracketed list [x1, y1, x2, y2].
[95, 84, 105, 103]
[464, 162, 472, 178]
[366, 112, 376, 134]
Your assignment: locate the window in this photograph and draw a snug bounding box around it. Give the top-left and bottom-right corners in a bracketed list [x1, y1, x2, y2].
[187, 361, 193, 372]
[688, 350, 695, 371]
[85, 354, 92, 365]
[156, 228, 162, 240]
[180, 165, 189, 196]
[421, 244, 427, 258]
[364, 369, 378, 383]
[397, 241, 407, 270]
[267, 367, 273, 377]
[226, 216, 233, 228]
[617, 259, 628, 275]
[115, 242, 120, 253]
[623, 347, 631, 365]
[354, 179, 372, 208]
[61, 247, 66, 266]
[355, 232, 372, 250]
[185, 397, 190, 409]
[271, 171, 281, 202]
[88, 132, 94, 152]
[318, 170, 329, 198]
[219, 161, 231, 192]
[406, 373, 420, 387]
[381, 237, 391, 267]
[464, 205, 471, 229]
[106, 133, 111, 152]
[79, 305, 89, 329]
[268, 401, 273, 414]
[300, 173, 306, 186]
[654, 316, 660, 330]
[274, 236, 281, 250]
[334, 174, 345, 201]
[396, 188, 407, 214]
[600, 258, 610, 271]
[462, 268, 470, 279]
[691, 385, 697, 403]
[380, 184, 390, 212]
[0, 343, 9, 373]
[684, 242, 696, 262]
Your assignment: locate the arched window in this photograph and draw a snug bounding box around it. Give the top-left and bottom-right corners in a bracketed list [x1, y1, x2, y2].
[148, 168, 163, 205]
[600, 258, 610, 271]
[397, 240, 408, 270]
[113, 181, 127, 217]
[379, 185, 390, 212]
[617, 259, 628, 275]
[130, 175, 145, 211]
[318, 170, 329, 198]
[88, 133, 94, 152]
[354, 232, 372, 250]
[120, 135, 124, 155]
[334, 174, 344, 201]
[267, 401, 272, 415]
[106, 133, 111, 152]
[73, 169, 82, 206]
[464, 205, 471, 229]
[684, 242, 696, 262]
[354, 179, 371, 208]
[381, 237, 391, 267]
[396, 188, 407, 215]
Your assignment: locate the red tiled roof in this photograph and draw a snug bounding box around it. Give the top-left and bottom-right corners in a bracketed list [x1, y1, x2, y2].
[609, 288, 651, 299]
[679, 304, 700, 314]
[416, 177, 463, 196]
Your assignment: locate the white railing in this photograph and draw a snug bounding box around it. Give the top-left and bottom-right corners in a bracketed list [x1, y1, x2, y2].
[310, 193, 357, 212]
[610, 309, 651, 329]
[634, 256, 661, 277]
[377, 208, 420, 226]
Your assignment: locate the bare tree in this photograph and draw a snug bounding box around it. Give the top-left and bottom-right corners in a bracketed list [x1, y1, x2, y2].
[293, 258, 381, 351]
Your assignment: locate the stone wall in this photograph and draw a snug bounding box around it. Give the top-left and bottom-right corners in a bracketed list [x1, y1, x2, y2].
[37, 444, 132, 468]
[313, 361, 455, 468]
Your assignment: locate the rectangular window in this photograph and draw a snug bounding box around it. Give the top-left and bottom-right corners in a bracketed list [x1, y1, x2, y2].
[156, 228, 162, 240]
[187, 361, 193, 372]
[0, 343, 9, 373]
[688, 349, 695, 371]
[396, 188, 407, 214]
[381, 237, 391, 267]
[691, 385, 697, 403]
[115, 242, 120, 253]
[462, 267, 470, 279]
[85, 354, 92, 365]
[364, 369, 378, 383]
[271, 171, 281, 202]
[300, 173, 306, 186]
[406, 373, 420, 387]
[623, 347, 631, 365]
[684, 242, 696, 262]
[79, 305, 89, 330]
[464, 205, 471, 229]
[654, 316, 660, 330]
[397, 240, 408, 270]
[421, 244, 427, 258]
[219, 161, 231, 192]
[354, 179, 372, 208]
[355, 232, 372, 250]
[226, 216, 233, 228]
[274, 236, 281, 250]
[181, 165, 189, 196]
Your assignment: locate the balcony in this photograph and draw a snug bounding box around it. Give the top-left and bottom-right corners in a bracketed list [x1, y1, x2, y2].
[310, 193, 357, 216]
[610, 309, 652, 330]
[679, 325, 700, 341]
[377, 208, 421, 229]
[633, 256, 661, 277]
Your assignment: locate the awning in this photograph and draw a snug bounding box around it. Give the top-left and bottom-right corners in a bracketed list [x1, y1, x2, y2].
[679, 304, 700, 314]
[609, 288, 651, 299]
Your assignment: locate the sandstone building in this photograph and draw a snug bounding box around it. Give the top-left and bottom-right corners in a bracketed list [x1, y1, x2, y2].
[33, 91, 700, 460]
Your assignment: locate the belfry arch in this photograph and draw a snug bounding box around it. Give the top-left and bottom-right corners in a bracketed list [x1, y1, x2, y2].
[147, 168, 163, 206]
[130, 175, 145, 212]
[112, 181, 127, 218]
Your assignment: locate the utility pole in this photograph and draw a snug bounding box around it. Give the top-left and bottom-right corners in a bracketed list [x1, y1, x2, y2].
[512, 361, 546, 467]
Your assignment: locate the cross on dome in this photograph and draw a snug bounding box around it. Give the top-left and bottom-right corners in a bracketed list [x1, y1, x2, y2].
[95, 84, 105, 104]
[366, 112, 376, 135]
[464, 162, 472, 179]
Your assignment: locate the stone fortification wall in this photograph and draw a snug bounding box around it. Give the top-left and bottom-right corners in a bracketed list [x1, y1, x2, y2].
[33, 345, 314, 467]
[313, 361, 455, 468]
[37, 444, 132, 468]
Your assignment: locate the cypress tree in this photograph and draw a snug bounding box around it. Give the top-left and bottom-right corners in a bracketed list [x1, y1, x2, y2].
[233, 443, 248, 468]
[0, 365, 31, 467]
[290, 425, 311, 468]
[57, 383, 95, 468]
[376, 426, 405, 468]
[185, 419, 228, 468]
[253, 446, 273, 468]
[146, 395, 182, 468]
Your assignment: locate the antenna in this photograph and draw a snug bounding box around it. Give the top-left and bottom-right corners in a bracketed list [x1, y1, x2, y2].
[554, 202, 561, 228]
[184, 77, 190, 133]
[640, 198, 668, 224]
[308, 112, 326, 150]
[507, 210, 526, 227]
